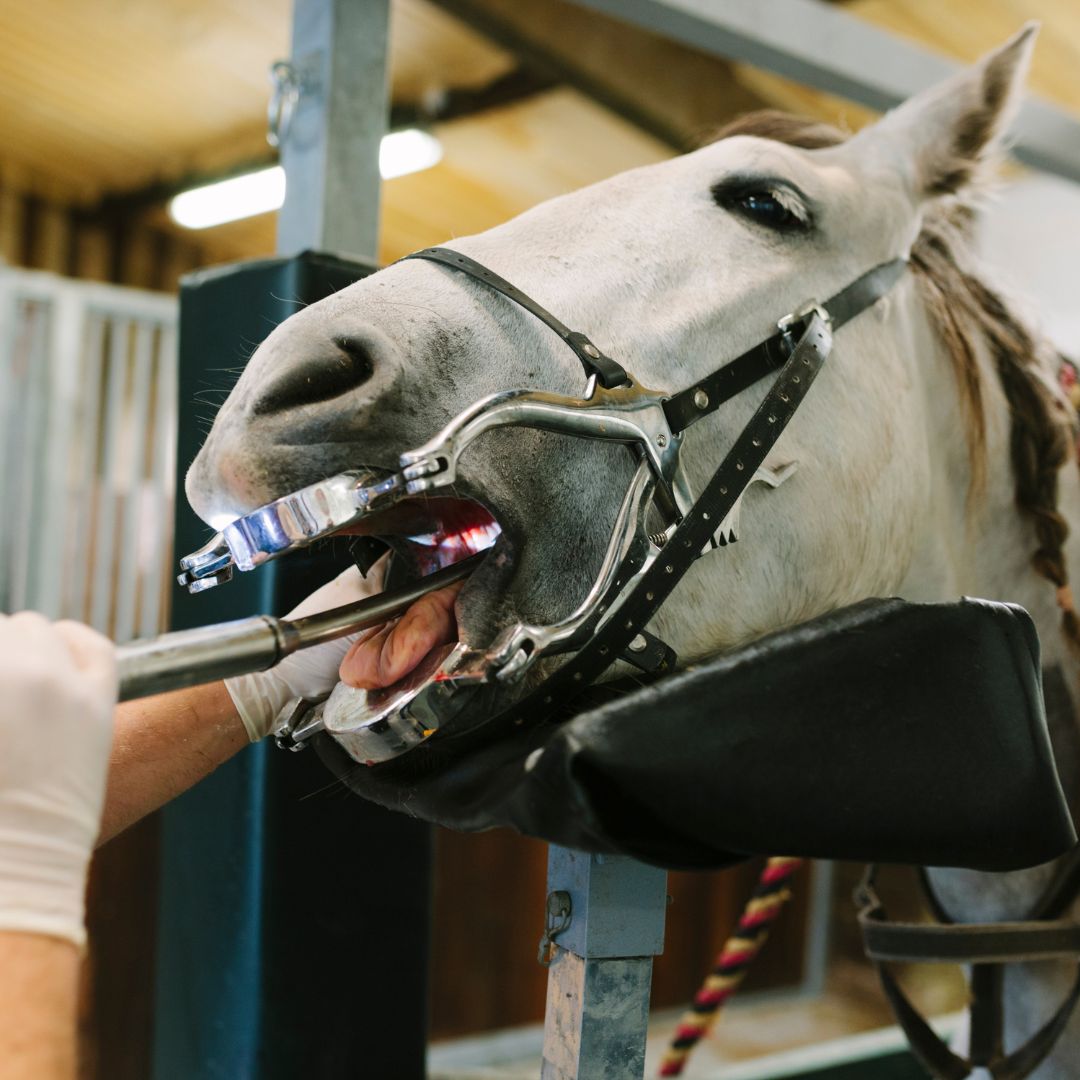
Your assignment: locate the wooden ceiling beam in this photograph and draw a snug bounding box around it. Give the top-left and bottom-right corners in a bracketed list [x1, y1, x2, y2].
[426, 0, 772, 150]
[569, 0, 1080, 183]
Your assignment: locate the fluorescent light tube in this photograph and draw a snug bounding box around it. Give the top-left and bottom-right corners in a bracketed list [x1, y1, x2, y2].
[169, 167, 286, 230]
[169, 128, 443, 230]
[378, 127, 443, 180]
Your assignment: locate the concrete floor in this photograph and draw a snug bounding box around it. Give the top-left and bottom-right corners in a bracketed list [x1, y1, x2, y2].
[429, 957, 964, 1079]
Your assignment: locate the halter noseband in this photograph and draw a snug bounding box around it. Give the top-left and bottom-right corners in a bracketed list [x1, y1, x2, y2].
[178, 246, 907, 761]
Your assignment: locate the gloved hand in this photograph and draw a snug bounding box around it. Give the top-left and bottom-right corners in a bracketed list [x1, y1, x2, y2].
[0, 613, 118, 947]
[225, 558, 387, 742]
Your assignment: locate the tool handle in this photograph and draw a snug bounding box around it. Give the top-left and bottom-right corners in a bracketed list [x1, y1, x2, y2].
[115, 553, 485, 703]
[116, 616, 284, 702]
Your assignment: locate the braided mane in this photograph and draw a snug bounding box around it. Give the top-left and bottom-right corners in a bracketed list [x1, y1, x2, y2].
[711, 111, 1080, 654]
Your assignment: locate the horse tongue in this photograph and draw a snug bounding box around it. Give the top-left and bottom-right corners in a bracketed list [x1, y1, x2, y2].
[338, 579, 464, 690]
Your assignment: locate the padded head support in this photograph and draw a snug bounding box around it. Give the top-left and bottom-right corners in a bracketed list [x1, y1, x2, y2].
[317, 597, 1076, 872]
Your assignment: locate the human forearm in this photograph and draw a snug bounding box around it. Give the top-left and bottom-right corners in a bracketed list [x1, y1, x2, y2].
[0, 931, 79, 1079]
[99, 564, 387, 843]
[99, 682, 247, 845]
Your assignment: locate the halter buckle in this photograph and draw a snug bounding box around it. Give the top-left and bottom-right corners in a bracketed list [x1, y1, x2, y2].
[777, 301, 832, 351]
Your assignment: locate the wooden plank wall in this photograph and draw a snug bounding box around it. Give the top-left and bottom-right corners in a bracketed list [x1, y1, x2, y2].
[0, 164, 207, 293]
[0, 163, 197, 1079]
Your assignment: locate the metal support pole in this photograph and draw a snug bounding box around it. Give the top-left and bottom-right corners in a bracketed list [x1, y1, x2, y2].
[541, 847, 668, 1080]
[277, 0, 391, 260]
[154, 3, 424, 1078]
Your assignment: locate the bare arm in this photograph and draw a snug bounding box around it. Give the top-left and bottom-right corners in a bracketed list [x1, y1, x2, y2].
[98, 562, 387, 843]
[0, 933, 79, 1080]
[99, 683, 247, 845]
[0, 616, 117, 1079]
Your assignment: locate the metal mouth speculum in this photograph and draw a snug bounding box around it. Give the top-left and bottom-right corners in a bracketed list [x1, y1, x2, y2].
[177, 470, 405, 591]
[177, 372, 689, 594]
[172, 364, 802, 758]
[175, 373, 694, 755]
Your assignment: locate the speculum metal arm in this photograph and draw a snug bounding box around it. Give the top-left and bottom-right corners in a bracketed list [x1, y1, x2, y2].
[177, 469, 404, 592]
[177, 377, 689, 594]
[399, 377, 689, 516]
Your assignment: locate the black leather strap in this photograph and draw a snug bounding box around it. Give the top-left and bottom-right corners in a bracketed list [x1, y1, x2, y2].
[872, 956, 1080, 1080]
[861, 910, 1080, 965]
[858, 866, 1080, 1079]
[663, 258, 907, 435]
[662, 334, 788, 435]
[401, 247, 628, 389]
[969, 964, 1005, 1069]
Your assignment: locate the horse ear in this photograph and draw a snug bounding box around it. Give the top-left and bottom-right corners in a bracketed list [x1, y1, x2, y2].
[857, 23, 1037, 200]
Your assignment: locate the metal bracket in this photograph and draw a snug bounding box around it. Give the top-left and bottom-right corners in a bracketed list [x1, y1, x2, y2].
[619, 628, 676, 673]
[272, 694, 329, 752]
[709, 460, 799, 551]
[777, 299, 832, 354]
[538, 890, 573, 967]
[266, 52, 323, 149]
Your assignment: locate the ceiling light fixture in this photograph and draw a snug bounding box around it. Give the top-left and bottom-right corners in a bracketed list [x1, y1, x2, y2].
[168, 128, 443, 230]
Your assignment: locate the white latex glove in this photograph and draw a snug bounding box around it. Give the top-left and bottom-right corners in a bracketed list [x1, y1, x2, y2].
[0, 613, 118, 947]
[225, 557, 387, 742]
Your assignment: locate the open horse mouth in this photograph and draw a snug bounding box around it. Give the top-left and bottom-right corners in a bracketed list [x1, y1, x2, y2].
[330, 492, 503, 696]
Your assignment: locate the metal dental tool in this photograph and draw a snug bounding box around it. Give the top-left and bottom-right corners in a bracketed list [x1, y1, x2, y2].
[177, 470, 406, 592]
[177, 375, 691, 596]
[117, 553, 484, 702]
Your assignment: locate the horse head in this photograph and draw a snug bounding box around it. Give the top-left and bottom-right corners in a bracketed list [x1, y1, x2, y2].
[188, 27, 1053, 725]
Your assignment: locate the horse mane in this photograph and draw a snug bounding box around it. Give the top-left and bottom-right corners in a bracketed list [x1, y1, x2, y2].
[711, 110, 1080, 654]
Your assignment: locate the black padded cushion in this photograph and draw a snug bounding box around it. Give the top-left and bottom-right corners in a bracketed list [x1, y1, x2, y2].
[315, 597, 1076, 872]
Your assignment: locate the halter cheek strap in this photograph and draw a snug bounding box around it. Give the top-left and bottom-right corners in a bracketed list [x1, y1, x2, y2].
[664, 260, 907, 434]
[402, 247, 629, 389]
[857, 853, 1080, 1080]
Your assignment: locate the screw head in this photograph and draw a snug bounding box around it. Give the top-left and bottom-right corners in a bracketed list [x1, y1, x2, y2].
[583, 343, 600, 359]
[628, 634, 648, 653]
[693, 389, 709, 410]
[656, 433, 668, 447]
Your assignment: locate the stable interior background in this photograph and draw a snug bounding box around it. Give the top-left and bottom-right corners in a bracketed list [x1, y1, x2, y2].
[2, 1, 1079, 1076]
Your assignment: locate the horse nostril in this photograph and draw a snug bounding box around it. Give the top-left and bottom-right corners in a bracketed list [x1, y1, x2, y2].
[250, 335, 376, 416]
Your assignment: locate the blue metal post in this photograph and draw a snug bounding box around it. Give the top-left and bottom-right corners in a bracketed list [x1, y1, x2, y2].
[541, 847, 669, 1080]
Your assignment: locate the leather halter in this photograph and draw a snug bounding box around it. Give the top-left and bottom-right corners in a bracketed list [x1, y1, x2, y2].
[402, 246, 908, 744]
[400, 247, 629, 389]
[858, 848, 1080, 1079]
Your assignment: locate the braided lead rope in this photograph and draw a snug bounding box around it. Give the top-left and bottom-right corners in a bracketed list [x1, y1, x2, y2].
[659, 857, 803, 1078]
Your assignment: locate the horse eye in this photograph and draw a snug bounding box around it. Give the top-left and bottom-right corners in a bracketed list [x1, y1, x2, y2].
[737, 191, 803, 231]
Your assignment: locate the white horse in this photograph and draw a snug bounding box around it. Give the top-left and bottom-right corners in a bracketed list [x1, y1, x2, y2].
[188, 25, 1080, 1075]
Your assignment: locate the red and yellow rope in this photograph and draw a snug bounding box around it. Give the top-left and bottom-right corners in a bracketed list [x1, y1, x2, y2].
[658, 856, 803, 1078]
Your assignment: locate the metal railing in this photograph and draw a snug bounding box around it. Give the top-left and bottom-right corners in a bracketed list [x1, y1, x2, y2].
[0, 267, 178, 642]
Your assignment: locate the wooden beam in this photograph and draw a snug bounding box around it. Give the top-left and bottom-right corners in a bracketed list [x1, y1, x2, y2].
[427, 0, 771, 149]
[568, 0, 1080, 183]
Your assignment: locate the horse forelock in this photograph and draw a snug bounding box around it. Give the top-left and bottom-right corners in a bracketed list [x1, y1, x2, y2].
[708, 110, 1080, 656]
